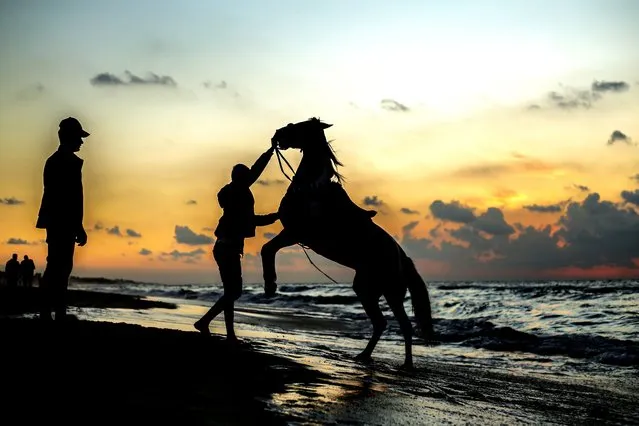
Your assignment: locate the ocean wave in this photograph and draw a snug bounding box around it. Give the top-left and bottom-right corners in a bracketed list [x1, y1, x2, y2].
[431, 318, 639, 367]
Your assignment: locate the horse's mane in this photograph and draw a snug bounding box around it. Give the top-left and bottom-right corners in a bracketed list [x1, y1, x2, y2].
[306, 117, 344, 183]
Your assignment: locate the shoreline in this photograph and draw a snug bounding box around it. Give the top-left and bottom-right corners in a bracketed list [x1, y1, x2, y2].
[0, 285, 176, 315]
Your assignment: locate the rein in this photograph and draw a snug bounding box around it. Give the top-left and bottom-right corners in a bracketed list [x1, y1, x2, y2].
[273, 147, 340, 285]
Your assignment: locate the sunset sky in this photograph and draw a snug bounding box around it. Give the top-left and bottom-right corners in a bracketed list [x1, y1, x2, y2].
[1, 0, 638, 284]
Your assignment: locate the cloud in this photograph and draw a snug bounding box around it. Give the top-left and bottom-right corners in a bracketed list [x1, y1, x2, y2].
[573, 184, 590, 192]
[400, 207, 420, 215]
[160, 248, 206, 262]
[106, 226, 122, 236]
[591, 80, 630, 93]
[547, 88, 600, 110]
[264, 232, 277, 239]
[363, 195, 384, 207]
[126, 229, 142, 238]
[93, 222, 104, 231]
[256, 179, 287, 186]
[7, 238, 31, 245]
[381, 99, 409, 112]
[523, 203, 563, 213]
[621, 189, 639, 207]
[631, 174, 639, 183]
[532, 80, 630, 111]
[186, 200, 198, 205]
[15, 83, 45, 101]
[0, 197, 25, 205]
[453, 154, 575, 179]
[139, 248, 153, 256]
[472, 207, 515, 235]
[526, 104, 541, 110]
[430, 200, 476, 224]
[90, 71, 177, 87]
[402, 221, 420, 235]
[203, 80, 228, 89]
[402, 193, 639, 277]
[174, 225, 214, 245]
[202, 227, 215, 232]
[607, 130, 633, 146]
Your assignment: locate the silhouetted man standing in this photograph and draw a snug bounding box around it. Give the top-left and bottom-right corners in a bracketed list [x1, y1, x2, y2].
[20, 255, 36, 287]
[36, 117, 89, 321]
[5, 254, 20, 287]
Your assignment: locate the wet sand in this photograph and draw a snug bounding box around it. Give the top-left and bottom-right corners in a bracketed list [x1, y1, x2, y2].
[3, 302, 638, 425]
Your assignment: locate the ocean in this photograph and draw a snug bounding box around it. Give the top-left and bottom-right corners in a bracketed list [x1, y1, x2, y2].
[68, 279, 639, 378]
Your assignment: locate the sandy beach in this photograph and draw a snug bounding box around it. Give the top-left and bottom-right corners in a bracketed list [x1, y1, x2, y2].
[2, 285, 638, 425]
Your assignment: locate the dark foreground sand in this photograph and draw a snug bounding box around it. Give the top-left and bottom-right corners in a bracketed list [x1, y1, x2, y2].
[1, 319, 322, 425]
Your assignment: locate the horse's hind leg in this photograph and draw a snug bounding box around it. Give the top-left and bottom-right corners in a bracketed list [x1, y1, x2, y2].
[386, 293, 414, 370]
[353, 273, 386, 363]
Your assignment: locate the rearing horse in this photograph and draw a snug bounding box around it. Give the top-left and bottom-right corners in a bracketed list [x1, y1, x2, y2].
[261, 118, 434, 369]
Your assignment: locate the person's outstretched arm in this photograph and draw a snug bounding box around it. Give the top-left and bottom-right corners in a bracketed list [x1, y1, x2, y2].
[247, 147, 275, 187]
[254, 212, 279, 227]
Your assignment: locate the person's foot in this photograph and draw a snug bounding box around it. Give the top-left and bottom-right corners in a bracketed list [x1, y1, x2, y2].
[194, 321, 210, 336]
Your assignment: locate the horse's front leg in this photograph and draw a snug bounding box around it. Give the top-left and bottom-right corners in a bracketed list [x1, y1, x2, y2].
[261, 228, 298, 296]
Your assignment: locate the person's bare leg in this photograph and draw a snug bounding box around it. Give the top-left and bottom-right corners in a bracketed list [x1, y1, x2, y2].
[194, 295, 229, 335]
[224, 302, 238, 343]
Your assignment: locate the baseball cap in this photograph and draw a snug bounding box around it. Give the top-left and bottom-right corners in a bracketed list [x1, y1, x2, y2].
[59, 117, 90, 137]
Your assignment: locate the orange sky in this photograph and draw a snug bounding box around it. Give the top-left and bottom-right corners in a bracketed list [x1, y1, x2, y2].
[1, 1, 639, 283]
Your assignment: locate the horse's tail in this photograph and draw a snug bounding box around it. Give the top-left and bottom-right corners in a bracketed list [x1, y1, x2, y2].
[403, 255, 435, 343]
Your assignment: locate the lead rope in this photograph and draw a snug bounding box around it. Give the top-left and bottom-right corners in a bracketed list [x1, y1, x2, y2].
[273, 146, 340, 284]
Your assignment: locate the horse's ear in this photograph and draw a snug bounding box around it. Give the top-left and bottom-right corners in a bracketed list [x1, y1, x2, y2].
[320, 122, 333, 129]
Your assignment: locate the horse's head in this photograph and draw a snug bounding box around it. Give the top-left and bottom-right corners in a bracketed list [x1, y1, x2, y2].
[272, 117, 333, 151]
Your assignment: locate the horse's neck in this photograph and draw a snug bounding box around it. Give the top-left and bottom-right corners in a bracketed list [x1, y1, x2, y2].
[292, 152, 332, 189]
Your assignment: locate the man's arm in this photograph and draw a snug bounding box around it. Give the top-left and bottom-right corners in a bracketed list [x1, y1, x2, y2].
[254, 212, 279, 227]
[247, 147, 275, 186]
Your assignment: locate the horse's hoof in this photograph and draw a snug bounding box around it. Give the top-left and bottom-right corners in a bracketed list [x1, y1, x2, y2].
[264, 282, 277, 297]
[398, 362, 415, 372]
[354, 353, 373, 364]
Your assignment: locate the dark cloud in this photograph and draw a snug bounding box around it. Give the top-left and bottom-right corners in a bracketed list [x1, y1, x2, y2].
[7, 238, 31, 245]
[573, 184, 590, 192]
[126, 229, 142, 238]
[160, 248, 206, 262]
[473, 208, 515, 236]
[93, 222, 104, 231]
[363, 196, 384, 207]
[203, 80, 228, 89]
[90, 71, 177, 87]
[547, 88, 600, 110]
[402, 193, 639, 277]
[591, 80, 630, 93]
[402, 221, 420, 235]
[264, 232, 277, 239]
[532, 80, 630, 111]
[256, 179, 286, 186]
[381, 99, 409, 112]
[202, 227, 215, 232]
[430, 200, 476, 224]
[106, 226, 122, 236]
[523, 203, 563, 213]
[0, 197, 25, 205]
[186, 200, 198, 205]
[400, 207, 420, 215]
[621, 189, 639, 207]
[527, 104, 541, 110]
[631, 174, 639, 183]
[90, 73, 125, 85]
[607, 130, 633, 146]
[174, 225, 214, 245]
[139, 248, 153, 256]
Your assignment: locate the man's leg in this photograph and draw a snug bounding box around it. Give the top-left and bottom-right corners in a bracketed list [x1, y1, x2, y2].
[42, 230, 75, 321]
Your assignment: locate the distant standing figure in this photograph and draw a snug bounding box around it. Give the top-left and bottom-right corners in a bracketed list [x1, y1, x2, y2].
[194, 143, 279, 342]
[5, 254, 20, 287]
[36, 117, 90, 321]
[20, 255, 36, 287]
